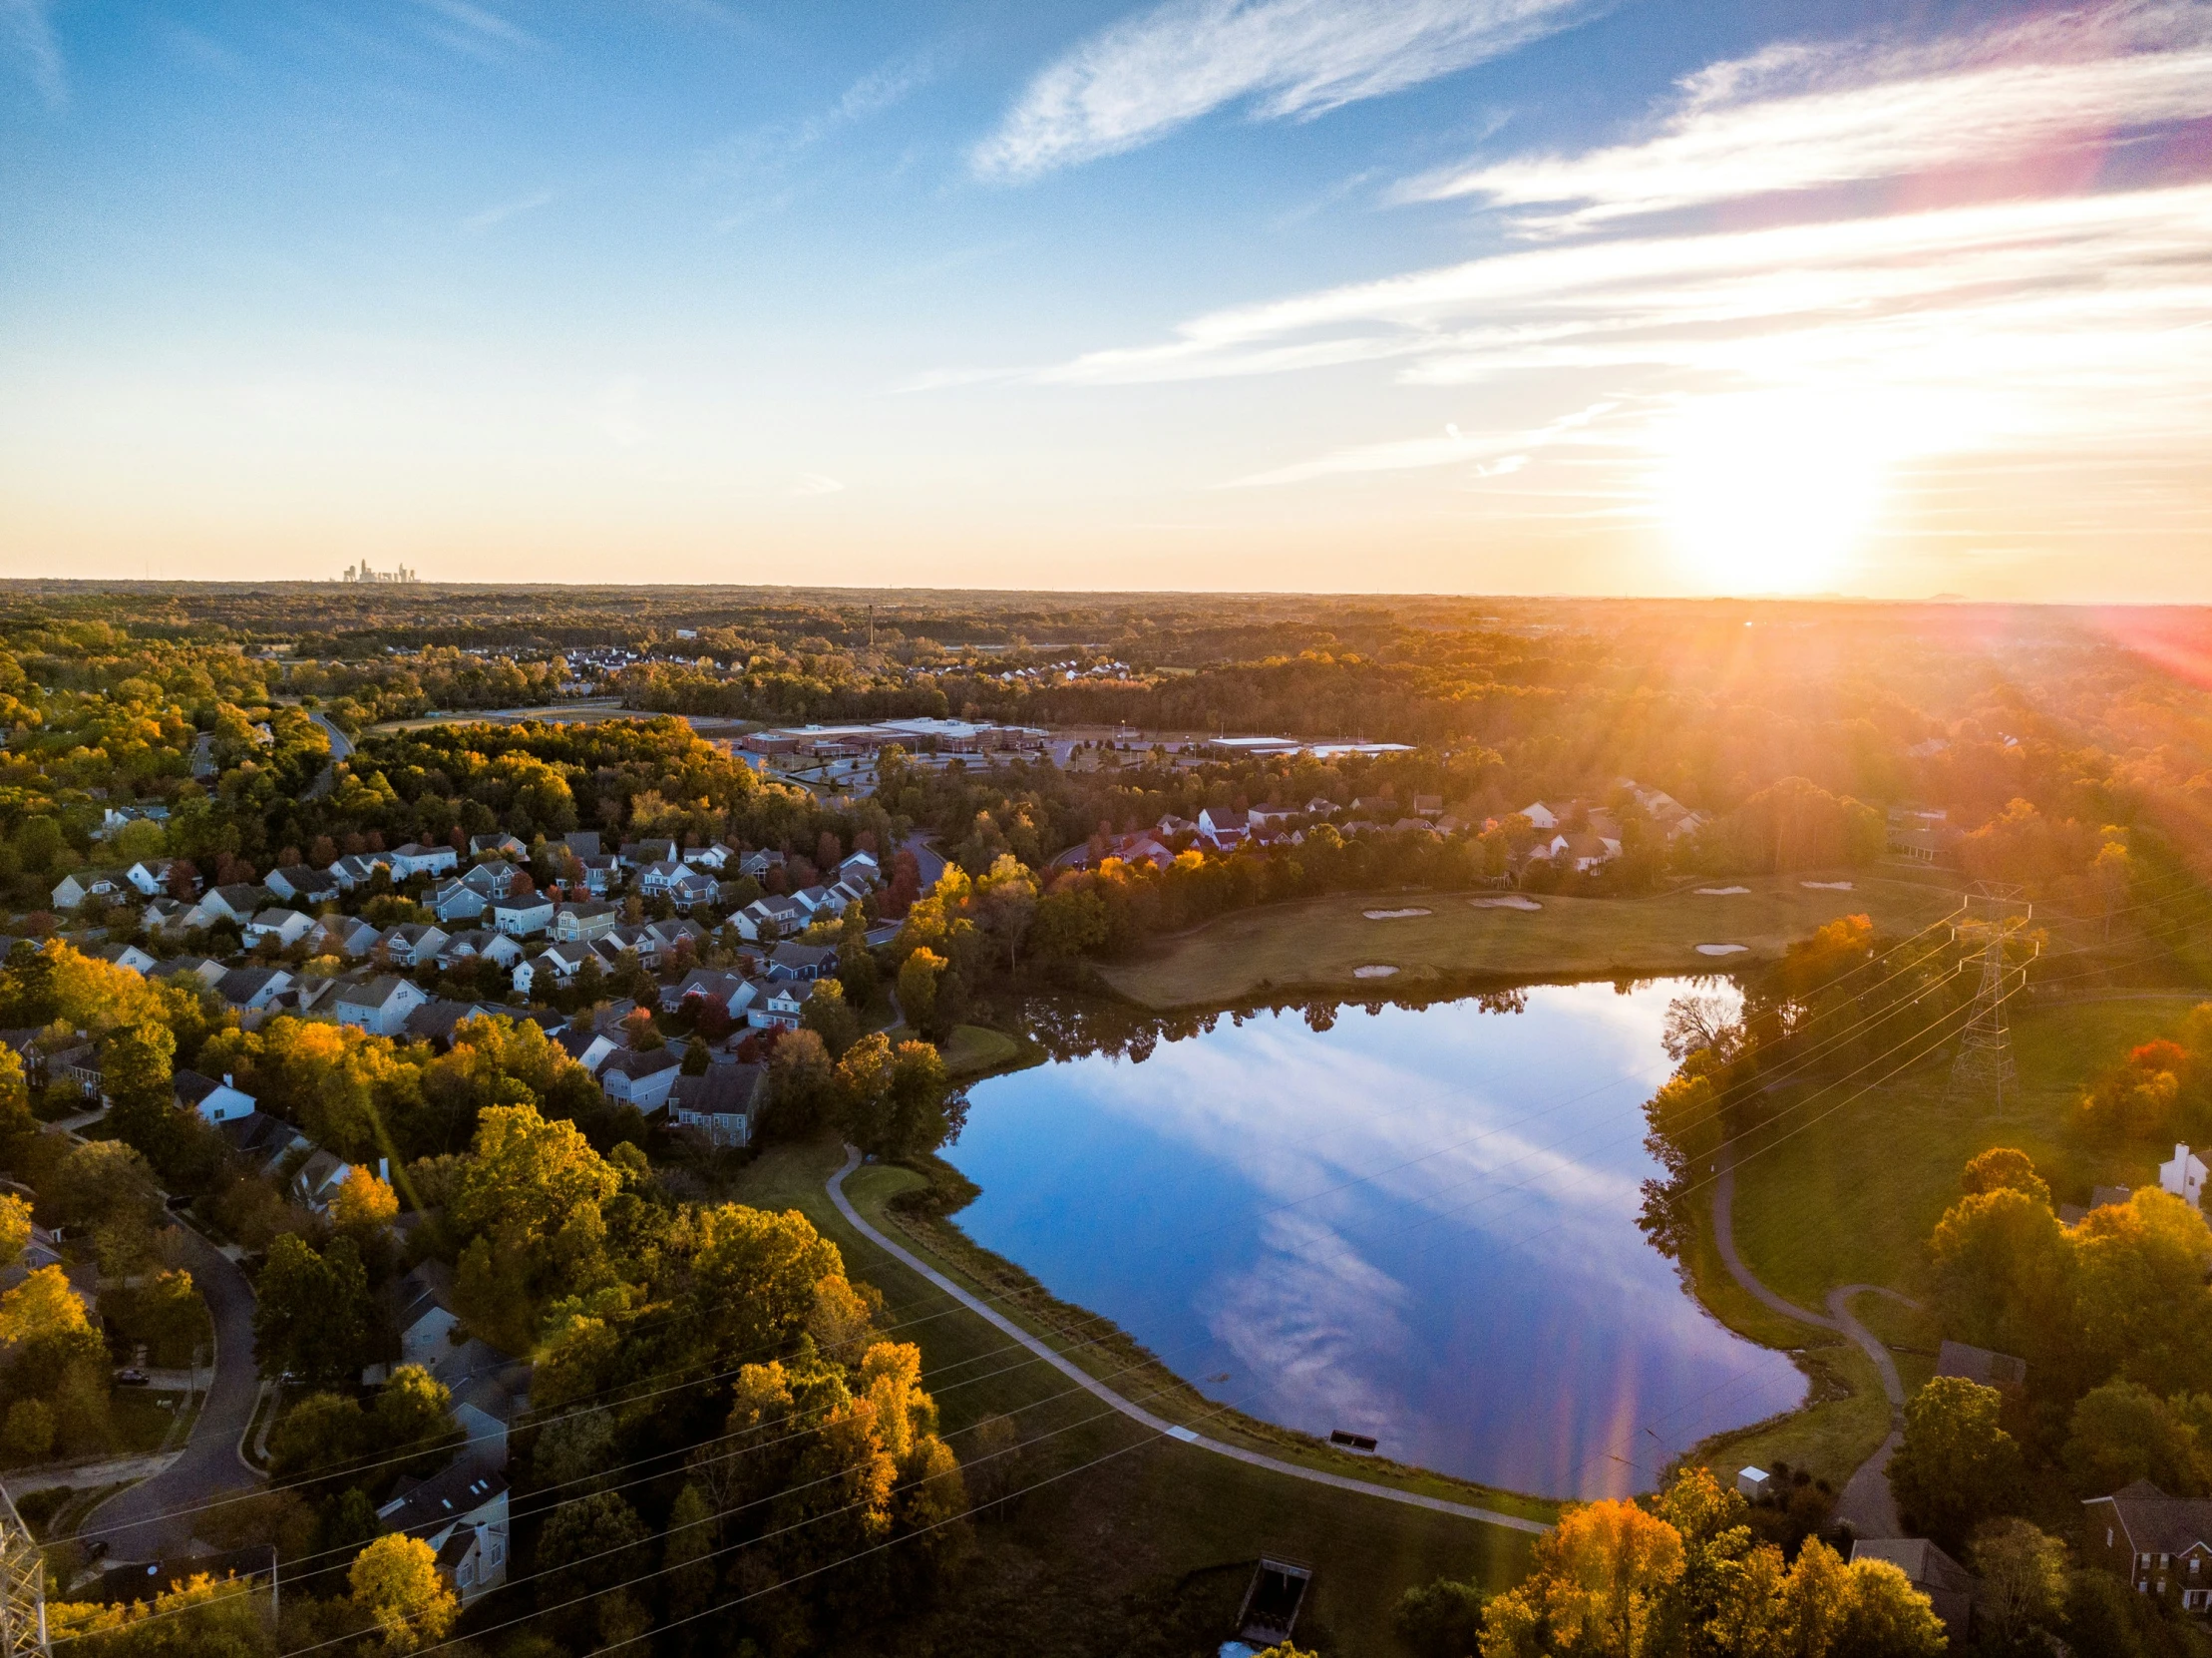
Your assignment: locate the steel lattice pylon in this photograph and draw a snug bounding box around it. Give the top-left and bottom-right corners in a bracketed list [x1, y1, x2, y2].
[1950, 883, 2034, 1118]
[0, 1486, 49, 1658]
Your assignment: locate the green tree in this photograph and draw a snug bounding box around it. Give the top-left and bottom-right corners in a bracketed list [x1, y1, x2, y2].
[266, 1391, 367, 1480]
[2062, 1379, 2209, 1496]
[800, 976, 861, 1057]
[373, 1364, 459, 1457]
[766, 1028, 837, 1139]
[1961, 1146, 2051, 1208]
[1395, 1577, 1489, 1658]
[349, 1533, 458, 1654]
[1889, 1377, 2024, 1552]
[1970, 1518, 2067, 1649]
[253, 1235, 379, 1388]
[885, 1038, 958, 1160]
[898, 947, 944, 1034]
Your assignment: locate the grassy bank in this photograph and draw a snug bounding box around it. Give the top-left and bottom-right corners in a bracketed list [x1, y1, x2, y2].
[727, 1138, 1547, 1657]
[1100, 870, 1969, 1012]
[1680, 992, 2205, 1482]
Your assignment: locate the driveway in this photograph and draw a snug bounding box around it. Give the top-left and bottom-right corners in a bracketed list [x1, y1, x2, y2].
[82, 1226, 263, 1559]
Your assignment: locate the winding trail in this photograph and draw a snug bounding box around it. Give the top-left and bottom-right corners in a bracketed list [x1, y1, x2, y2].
[826, 1147, 1547, 1537]
[1711, 1161, 1912, 1537]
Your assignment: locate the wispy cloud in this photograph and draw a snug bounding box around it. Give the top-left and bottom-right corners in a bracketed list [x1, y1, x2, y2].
[1224, 400, 1616, 487]
[698, 51, 938, 217]
[972, 0, 1592, 182]
[408, 0, 539, 61]
[2, 0, 66, 109]
[463, 189, 555, 232]
[1399, 1, 2212, 231]
[790, 472, 847, 497]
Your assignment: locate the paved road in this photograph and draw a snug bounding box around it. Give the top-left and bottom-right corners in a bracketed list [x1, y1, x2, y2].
[899, 834, 947, 893]
[1710, 1162, 1910, 1537]
[301, 710, 354, 801]
[83, 1226, 263, 1559]
[827, 1148, 1547, 1537]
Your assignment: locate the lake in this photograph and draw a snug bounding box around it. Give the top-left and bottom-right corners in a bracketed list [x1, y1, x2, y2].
[941, 983, 1805, 1498]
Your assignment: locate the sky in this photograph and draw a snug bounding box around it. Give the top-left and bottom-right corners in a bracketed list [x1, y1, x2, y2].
[1, 0, 2209, 600]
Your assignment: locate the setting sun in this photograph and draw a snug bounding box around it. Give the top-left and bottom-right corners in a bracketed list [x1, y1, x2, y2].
[1659, 395, 1888, 595]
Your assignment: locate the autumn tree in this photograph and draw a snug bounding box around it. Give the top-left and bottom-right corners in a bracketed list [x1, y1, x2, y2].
[350, 1533, 458, 1653]
[1889, 1377, 2024, 1552]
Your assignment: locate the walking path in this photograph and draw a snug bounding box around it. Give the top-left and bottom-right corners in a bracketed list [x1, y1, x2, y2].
[827, 1147, 1547, 1536]
[1710, 1162, 1910, 1537]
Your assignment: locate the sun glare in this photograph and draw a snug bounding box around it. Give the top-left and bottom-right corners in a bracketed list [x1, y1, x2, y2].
[1658, 395, 1888, 595]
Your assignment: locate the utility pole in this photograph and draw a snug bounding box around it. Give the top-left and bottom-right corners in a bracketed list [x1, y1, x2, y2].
[1950, 882, 2034, 1118]
[0, 1486, 49, 1658]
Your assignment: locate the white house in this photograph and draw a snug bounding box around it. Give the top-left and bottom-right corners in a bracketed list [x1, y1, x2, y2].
[1197, 807, 1249, 849]
[265, 865, 340, 905]
[748, 980, 815, 1032]
[377, 924, 451, 969]
[436, 929, 525, 972]
[376, 1460, 511, 1608]
[461, 860, 518, 902]
[333, 975, 430, 1036]
[470, 832, 527, 860]
[2161, 1144, 2208, 1207]
[552, 902, 619, 943]
[216, 966, 295, 1013]
[599, 1047, 682, 1114]
[658, 969, 756, 1018]
[308, 915, 382, 960]
[328, 852, 391, 891]
[243, 908, 315, 950]
[1519, 802, 1562, 831]
[51, 869, 131, 910]
[94, 941, 159, 976]
[837, 851, 880, 887]
[387, 843, 460, 879]
[512, 940, 594, 995]
[492, 894, 554, 938]
[126, 859, 182, 897]
[291, 1146, 357, 1214]
[191, 883, 266, 928]
[733, 895, 808, 941]
[173, 1069, 256, 1124]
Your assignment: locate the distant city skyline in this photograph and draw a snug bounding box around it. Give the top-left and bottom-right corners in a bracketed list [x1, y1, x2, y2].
[3, 0, 2209, 600]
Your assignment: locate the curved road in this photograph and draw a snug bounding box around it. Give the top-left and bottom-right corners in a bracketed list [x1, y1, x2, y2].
[1710, 1162, 1911, 1537]
[827, 1148, 1547, 1537]
[301, 710, 354, 802]
[84, 1226, 263, 1559]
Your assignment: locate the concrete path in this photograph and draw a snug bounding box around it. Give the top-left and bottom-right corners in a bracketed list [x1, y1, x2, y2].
[82, 1225, 264, 1559]
[1710, 1163, 1912, 1537]
[2, 1453, 181, 1499]
[827, 1147, 1547, 1537]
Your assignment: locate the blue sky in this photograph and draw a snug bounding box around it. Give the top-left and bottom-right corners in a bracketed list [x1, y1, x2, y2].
[3, 0, 2209, 597]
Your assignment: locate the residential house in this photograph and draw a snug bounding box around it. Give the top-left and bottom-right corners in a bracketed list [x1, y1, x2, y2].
[328, 852, 390, 891]
[174, 1070, 256, 1125]
[2084, 1480, 2212, 1608]
[681, 842, 732, 871]
[793, 884, 848, 918]
[599, 1047, 682, 1115]
[765, 942, 836, 982]
[376, 924, 449, 970]
[402, 1000, 502, 1049]
[1198, 808, 1249, 850]
[574, 855, 620, 897]
[492, 893, 554, 938]
[512, 941, 595, 995]
[639, 859, 689, 898]
[386, 1261, 462, 1376]
[1849, 1540, 1976, 1635]
[192, 883, 266, 928]
[333, 974, 430, 1036]
[387, 842, 460, 880]
[93, 942, 158, 976]
[216, 966, 295, 1015]
[243, 908, 315, 950]
[645, 917, 706, 959]
[837, 851, 880, 887]
[126, 859, 184, 897]
[376, 1460, 510, 1609]
[617, 838, 676, 870]
[265, 865, 340, 905]
[562, 831, 601, 861]
[435, 929, 524, 972]
[670, 1062, 765, 1147]
[739, 848, 786, 881]
[151, 957, 228, 991]
[47, 1042, 104, 1102]
[427, 879, 489, 924]
[470, 833, 527, 860]
[1519, 801, 1562, 831]
[733, 895, 808, 941]
[597, 925, 660, 969]
[142, 897, 193, 936]
[52, 869, 131, 910]
[217, 1109, 310, 1174]
[658, 969, 756, 1019]
[291, 1146, 357, 1214]
[665, 867, 719, 911]
[1246, 804, 1298, 832]
[1412, 794, 1445, 819]
[461, 860, 519, 902]
[307, 915, 382, 960]
[748, 979, 816, 1033]
[555, 1027, 618, 1076]
[2160, 1143, 2207, 1207]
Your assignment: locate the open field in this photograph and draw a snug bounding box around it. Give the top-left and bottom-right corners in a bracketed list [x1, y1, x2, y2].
[726, 1138, 1546, 1656]
[1681, 993, 2205, 1480]
[1101, 869, 1971, 1012]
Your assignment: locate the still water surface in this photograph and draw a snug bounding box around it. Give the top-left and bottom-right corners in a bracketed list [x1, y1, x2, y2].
[942, 983, 1805, 1497]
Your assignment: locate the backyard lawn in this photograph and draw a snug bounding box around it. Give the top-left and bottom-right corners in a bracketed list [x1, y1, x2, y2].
[1101, 870, 1971, 1011]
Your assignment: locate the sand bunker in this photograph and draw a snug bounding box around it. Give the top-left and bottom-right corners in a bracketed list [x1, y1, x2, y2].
[1364, 907, 1432, 920]
[1696, 943, 1750, 957]
[1470, 895, 1544, 911]
[1800, 880, 1855, 891]
[1353, 965, 1400, 979]
[1696, 886, 1751, 896]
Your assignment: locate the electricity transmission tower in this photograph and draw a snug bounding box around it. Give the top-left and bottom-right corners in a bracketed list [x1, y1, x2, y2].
[0, 1487, 48, 1658]
[1950, 883, 2035, 1117]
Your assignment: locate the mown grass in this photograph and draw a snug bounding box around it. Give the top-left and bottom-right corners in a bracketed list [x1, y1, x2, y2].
[1100, 870, 1970, 1012]
[728, 1138, 1545, 1657]
[1680, 993, 2204, 1482]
